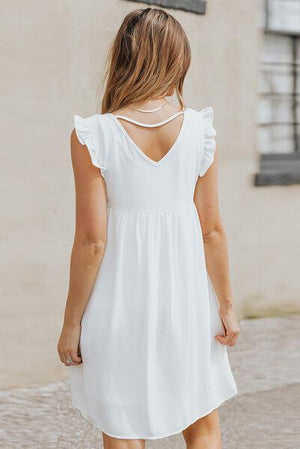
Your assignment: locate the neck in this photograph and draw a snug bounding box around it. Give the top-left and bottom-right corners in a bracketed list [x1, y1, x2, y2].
[132, 97, 168, 108]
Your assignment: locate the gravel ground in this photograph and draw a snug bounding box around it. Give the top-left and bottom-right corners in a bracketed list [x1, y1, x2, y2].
[1, 316, 299, 449]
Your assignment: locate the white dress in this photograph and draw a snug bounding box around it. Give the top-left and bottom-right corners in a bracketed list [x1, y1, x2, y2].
[68, 106, 238, 440]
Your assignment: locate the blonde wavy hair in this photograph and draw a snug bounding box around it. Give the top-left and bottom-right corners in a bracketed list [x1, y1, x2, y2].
[100, 7, 191, 114]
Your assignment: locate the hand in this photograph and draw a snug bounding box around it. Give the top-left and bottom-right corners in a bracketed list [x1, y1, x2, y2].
[215, 304, 240, 347]
[57, 322, 82, 366]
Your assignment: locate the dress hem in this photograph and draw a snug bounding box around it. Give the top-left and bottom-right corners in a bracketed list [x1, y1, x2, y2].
[71, 386, 238, 440]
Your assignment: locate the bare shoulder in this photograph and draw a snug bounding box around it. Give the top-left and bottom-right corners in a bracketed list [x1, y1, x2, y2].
[69, 127, 94, 173]
[70, 128, 85, 164]
[70, 128, 81, 147]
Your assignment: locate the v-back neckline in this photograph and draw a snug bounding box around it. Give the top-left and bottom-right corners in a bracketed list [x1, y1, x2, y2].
[108, 108, 188, 166]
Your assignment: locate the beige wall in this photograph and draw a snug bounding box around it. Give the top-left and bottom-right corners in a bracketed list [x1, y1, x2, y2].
[1, 0, 299, 389]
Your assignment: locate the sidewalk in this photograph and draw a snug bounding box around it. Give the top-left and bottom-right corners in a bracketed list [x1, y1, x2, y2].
[1, 316, 299, 449]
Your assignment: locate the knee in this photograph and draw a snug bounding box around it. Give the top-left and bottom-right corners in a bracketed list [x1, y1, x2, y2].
[182, 411, 222, 449]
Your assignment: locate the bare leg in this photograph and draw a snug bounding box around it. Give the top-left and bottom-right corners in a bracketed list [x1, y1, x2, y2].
[102, 432, 146, 449]
[182, 409, 222, 449]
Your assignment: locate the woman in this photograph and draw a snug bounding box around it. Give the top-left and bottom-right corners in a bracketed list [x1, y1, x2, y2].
[57, 7, 240, 449]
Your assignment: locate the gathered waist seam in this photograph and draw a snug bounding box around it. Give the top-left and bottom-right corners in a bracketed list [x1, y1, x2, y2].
[106, 203, 196, 215]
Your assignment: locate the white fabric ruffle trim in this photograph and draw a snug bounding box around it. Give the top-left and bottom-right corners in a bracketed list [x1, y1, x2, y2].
[74, 114, 105, 171]
[199, 107, 217, 177]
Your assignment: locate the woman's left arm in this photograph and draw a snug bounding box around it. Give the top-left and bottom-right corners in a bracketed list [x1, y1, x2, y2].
[194, 148, 240, 347]
[57, 129, 107, 366]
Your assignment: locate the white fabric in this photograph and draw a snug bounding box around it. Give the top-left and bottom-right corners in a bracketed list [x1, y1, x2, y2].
[68, 106, 238, 440]
[113, 109, 185, 127]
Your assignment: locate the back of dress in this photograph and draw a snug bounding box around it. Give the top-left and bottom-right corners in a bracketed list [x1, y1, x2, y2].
[68, 106, 237, 440]
[74, 107, 214, 211]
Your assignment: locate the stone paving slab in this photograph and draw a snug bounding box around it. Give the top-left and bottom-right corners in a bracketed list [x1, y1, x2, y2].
[220, 383, 300, 449]
[1, 316, 299, 449]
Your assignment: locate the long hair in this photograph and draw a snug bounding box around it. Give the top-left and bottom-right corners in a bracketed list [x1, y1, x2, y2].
[100, 7, 191, 114]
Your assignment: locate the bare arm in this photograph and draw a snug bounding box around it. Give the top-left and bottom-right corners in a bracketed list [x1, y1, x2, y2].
[57, 129, 107, 366]
[194, 148, 240, 346]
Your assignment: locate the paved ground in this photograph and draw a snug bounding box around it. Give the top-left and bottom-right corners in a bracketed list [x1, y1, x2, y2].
[1, 316, 299, 449]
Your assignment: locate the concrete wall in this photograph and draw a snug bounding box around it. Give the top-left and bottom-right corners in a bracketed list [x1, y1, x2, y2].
[1, 0, 299, 389]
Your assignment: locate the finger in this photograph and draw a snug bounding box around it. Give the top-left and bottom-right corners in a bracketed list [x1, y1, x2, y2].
[226, 332, 235, 346]
[226, 329, 239, 346]
[57, 349, 65, 364]
[70, 350, 82, 364]
[64, 351, 82, 366]
[215, 335, 228, 345]
[58, 349, 69, 365]
[64, 353, 75, 366]
[215, 333, 226, 340]
[228, 333, 239, 347]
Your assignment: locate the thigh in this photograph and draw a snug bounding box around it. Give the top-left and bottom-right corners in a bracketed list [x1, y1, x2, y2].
[182, 409, 221, 446]
[102, 432, 146, 449]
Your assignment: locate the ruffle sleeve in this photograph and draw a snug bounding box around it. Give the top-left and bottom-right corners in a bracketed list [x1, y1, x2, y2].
[73, 114, 105, 171]
[199, 107, 217, 177]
